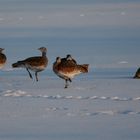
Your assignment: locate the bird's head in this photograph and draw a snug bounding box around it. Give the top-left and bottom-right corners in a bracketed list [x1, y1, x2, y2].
[56, 57, 61, 63]
[0, 48, 4, 52]
[38, 47, 47, 52]
[66, 54, 73, 60]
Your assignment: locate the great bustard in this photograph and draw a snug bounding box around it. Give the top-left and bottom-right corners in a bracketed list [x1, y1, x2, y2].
[12, 47, 48, 81]
[134, 68, 140, 79]
[53, 55, 89, 88]
[0, 48, 7, 69]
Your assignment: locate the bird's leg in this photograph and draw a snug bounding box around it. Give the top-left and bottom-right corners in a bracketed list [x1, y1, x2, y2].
[35, 72, 39, 82]
[64, 79, 69, 88]
[69, 78, 72, 82]
[26, 68, 33, 79]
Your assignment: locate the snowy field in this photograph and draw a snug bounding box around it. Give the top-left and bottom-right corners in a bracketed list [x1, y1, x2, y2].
[0, 67, 140, 140]
[0, 0, 140, 139]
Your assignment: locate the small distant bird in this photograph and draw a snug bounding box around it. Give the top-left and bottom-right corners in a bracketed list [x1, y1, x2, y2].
[53, 55, 89, 88]
[0, 48, 7, 69]
[134, 68, 140, 79]
[12, 47, 48, 81]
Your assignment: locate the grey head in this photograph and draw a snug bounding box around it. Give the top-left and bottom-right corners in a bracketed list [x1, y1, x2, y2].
[0, 48, 4, 53]
[38, 47, 47, 53]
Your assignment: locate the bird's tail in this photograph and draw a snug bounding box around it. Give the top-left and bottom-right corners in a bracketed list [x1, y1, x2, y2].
[77, 64, 89, 73]
[12, 61, 25, 68]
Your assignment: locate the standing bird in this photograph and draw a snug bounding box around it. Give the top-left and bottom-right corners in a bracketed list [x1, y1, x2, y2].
[0, 48, 7, 69]
[134, 68, 140, 79]
[53, 56, 89, 88]
[12, 47, 48, 81]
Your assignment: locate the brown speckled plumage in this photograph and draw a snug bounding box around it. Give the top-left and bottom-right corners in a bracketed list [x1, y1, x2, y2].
[53, 55, 89, 88]
[0, 48, 7, 69]
[12, 47, 48, 81]
[134, 68, 140, 79]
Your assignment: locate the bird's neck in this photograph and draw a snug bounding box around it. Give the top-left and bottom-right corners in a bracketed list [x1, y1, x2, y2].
[42, 52, 46, 57]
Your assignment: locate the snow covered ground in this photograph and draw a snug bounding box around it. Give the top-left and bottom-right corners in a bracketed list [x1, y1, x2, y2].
[0, 67, 140, 140]
[0, 0, 140, 139]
